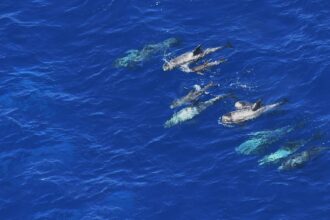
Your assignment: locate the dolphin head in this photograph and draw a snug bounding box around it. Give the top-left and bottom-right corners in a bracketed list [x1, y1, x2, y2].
[163, 63, 170, 71]
[235, 101, 252, 110]
[170, 100, 180, 109]
[221, 113, 233, 124]
[162, 60, 173, 71]
[193, 84, 202, 91]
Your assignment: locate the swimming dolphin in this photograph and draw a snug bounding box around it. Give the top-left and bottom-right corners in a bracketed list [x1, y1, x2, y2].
[170, 82, 217, 109]
[258, 133, 322, 166]
[115, 38, 180, 68]
[278, 147, 328, 171]
[258, 141, 303, 166]
[180, 58, 227, 75]
[163, 42, 232, 71]
[165, 95, 228, 128]
[235, 125, 294, 155]
[220, 99, 285, 125]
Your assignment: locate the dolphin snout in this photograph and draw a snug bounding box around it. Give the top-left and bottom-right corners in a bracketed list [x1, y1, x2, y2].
[163, 63, 170, 71]
[221, 115, 232, 124]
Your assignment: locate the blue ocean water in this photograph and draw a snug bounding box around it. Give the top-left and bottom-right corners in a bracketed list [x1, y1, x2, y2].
[1, 0, 330, 219]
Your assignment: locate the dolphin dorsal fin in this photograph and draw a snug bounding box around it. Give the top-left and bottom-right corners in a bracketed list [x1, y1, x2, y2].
[252, 100, 262, 111]
[193, 45, 203, 56]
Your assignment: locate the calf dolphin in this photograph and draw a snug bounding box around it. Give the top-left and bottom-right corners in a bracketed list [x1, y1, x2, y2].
[278, 147, 328, 171]
[220, 99, 286, 125]
[165, 95, 228, 128]
[163, 42, 232, 71]
[170, 82, 217, 109]
[180, 58, 227, 75]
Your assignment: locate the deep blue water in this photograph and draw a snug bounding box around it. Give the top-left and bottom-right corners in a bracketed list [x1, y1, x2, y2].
[1, 0, 330, 219]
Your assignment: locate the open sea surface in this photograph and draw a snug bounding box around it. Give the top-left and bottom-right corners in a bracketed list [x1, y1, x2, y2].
[1, 0, 330, 219]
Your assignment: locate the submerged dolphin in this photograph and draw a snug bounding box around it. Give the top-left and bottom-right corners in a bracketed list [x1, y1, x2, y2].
[180, 58, 227, 75]
[115, 38, 179, 68]
[165, 95, 228, 128]
[235, 125, 294, 155]
[170, 82, 217, 109]
[258, 133, 322, 166]
[278, 147, 328, 171]
[258, 141, 304, 166]
[163, 42, 232, 71]
[220, 99, 286, 125]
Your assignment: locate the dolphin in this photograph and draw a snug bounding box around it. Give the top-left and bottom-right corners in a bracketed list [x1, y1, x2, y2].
[163, 42, 232, 71]
[165, 95, 228, 128]
[115, 37, 180, 68]
[278, 147, 328, 171]
[235, 125, 294, 155]
[170, 82, 217, 109]
[180, 58, 227, 75]
[220, 99, 286, 125]
[258, 141, 303, 166]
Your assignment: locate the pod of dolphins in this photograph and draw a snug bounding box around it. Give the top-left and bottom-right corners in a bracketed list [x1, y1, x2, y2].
[115, 38, 328, 171]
